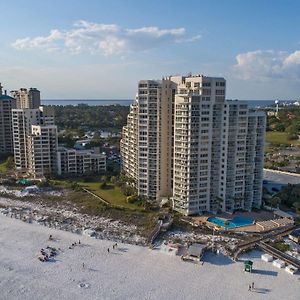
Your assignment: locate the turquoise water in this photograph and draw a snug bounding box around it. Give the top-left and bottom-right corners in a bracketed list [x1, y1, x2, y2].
[207, 216, 254, 228]
[16, 179, 32, 184]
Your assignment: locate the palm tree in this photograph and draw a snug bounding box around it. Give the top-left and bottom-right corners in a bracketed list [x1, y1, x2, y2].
[215, 196, 223, 213]
[269, 196, 281, 209]
[233, 196, 244, 210]
[292, 201, 300, 217]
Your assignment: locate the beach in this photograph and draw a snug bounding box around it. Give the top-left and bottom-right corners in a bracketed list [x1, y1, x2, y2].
[0, 214, 299, 300]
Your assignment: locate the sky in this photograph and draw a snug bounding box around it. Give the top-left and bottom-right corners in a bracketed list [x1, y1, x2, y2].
[0, 0, 300, 100]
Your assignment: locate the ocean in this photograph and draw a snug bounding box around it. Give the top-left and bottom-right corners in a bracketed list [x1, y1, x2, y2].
[42, 99, 279, 108]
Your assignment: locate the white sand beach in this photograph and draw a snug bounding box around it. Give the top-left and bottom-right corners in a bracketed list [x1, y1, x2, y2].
[0, 214, 299, 300]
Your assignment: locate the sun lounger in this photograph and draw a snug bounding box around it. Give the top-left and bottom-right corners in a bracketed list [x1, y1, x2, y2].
[285, 265, 298, 275]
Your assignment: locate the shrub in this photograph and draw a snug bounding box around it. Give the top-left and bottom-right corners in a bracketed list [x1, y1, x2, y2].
[110, 176, 117, 184]
[100, 176, 108, 183]
[270, 242, 289, 252]
[37, 180, 50, 188]
[70, 182, 81, 191]
[287, 133, 298, 141]
[126, 195, 139, 203]
[121, 185, 135, 196]
[100, 181, 107, 189]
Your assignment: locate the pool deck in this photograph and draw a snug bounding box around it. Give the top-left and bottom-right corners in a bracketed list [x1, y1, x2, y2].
[191, 211, 275, 232]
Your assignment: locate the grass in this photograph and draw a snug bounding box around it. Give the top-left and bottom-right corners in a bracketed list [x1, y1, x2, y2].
[266, 131, 300, 146]
[78, 181, 142, 210]
[269, 241, 290, 252]
[48, 178, 160, 237]
[50, 177, 144, 211]
[0, 161, 7, 172]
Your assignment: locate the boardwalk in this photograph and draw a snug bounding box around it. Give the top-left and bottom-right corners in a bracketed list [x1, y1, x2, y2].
[259, 241, 300, 269]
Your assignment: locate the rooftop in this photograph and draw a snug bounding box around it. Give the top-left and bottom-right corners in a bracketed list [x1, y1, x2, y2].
[0, 94, 14, 101]
[290, 229, 300, 238]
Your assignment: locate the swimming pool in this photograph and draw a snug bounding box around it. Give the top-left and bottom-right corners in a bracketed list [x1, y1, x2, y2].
[16, 179, 32, 184]
[207, 216, 254, 228]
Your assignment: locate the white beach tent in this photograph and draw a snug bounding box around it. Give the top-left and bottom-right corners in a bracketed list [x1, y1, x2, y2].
[261, 253, 273, 262]
[273, 259, 285, 268]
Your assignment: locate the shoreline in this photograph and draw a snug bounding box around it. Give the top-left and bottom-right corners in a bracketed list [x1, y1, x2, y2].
[0, 195, 241, 257]
[1, 214, 299, 299]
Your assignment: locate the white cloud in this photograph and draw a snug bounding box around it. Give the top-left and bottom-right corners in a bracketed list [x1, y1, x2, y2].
[234, 49, 300, 80]
[12, 20, 200, 55]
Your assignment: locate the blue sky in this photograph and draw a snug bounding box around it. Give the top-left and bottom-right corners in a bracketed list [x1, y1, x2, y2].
[0, 0, 300, 99]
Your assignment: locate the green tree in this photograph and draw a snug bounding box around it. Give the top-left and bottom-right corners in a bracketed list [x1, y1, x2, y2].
[292, 201, 300, 210]
[100, 181, 107, 189]
[233, 196, 244, 209]
[5, 156, 15, 170]
[100, 175, 108, 182]
[269, 196, 281, 208]
[110, 176, 117, 184]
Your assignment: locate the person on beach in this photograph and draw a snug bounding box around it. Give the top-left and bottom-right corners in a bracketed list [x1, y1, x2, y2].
[248, 285, 251, 291]
[82, 262, 85, 269]
[252, 282, 254, 290]
[78, 240, 81, 245]
[49, 235, 53, 240]
[107, 248, 110, 253]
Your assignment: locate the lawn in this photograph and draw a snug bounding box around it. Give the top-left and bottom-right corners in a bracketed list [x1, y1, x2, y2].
[78, 181, 142, 210]
[49, 178, 159, 236]
[266, 131, 300, 146]
[51, 178, 143, 211]
[0, 161, 7, 173]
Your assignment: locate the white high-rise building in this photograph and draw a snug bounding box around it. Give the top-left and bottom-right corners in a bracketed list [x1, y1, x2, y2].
[12, 106, 57, 178]
[0, 83, 16, 154]
[11, 88, 41, 109]
[120, 74, 266, 215]
[121, 79, 175, 201]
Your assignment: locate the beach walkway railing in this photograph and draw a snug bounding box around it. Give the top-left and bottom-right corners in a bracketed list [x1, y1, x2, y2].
[230, 225, 296, 261]
[81, 188, 110, 205]
[148, 220, 163, 245]
[258, 241, 300, 269]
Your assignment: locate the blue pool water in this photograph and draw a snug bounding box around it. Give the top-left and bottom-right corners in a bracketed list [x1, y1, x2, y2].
[16, 179, 32, 184]
[207, 216, 254, 228]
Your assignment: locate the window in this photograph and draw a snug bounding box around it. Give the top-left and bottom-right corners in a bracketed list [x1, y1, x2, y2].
[216, 89, 225, 95]
[202, 89, 211, 95]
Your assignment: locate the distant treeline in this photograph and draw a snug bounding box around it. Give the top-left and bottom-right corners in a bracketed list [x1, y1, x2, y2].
[48, 104, 129, 131]
[267, 107, 300, 140]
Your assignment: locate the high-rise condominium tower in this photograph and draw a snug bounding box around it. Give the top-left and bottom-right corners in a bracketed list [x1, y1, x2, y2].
[0, 83, 16, 154]
[120, 74, 266, 215]
[12, 106, 57, 178]
[11, 87, 41, 109]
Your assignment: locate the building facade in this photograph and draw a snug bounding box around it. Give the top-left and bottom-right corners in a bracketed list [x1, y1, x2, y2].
[11, 87, 41, 109]
[121, 79, 175, 201]
[57, 147, 106, 176]
[120, 74, 266, 215]
[12, 106, 57, 178]
[0, 83, 16, 154]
